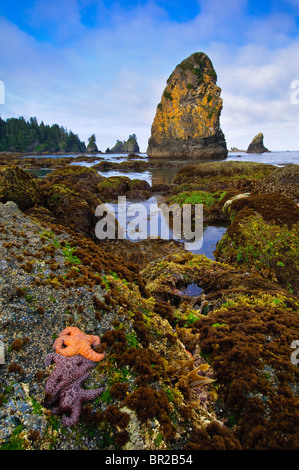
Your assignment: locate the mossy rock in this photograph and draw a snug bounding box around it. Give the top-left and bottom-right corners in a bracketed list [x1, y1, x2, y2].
[228, 192, 299, 227]
[142, 251, 294, 304]
[97, 176, 131, 201]
[215, 193, 299, 294]
[46, 165, 105, 193]
[141, 248, 299, 449]
[258, 163, 299, 203]
[44, 183, 101, 237]
[97, 176, 152, 201]
[126, 179, 152, 199]
[174, 161, 276, 186]
[0, 165, 42, 210]
[195, 301, 299, 449]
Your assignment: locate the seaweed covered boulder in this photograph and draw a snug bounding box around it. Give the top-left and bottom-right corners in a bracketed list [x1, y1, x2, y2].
[0, 165, 42, 210]
[20, 165, 105, 238]
[97, 176, 131, 201]
[195, 301, 299, 449]
[45, 165, 105, 193]
[126, 179, 152, 199]
[173, 161, 276, 192]
[41, 182, 101, 238]
[141, 251, 299, 450]
[165, 161, 277, 225]
[0, 202, 230, 450]
[147, 52, 227, 160]
[257, 163, 299, 203]
[97, 176, 152, 202]
[214, 193, 299, 294]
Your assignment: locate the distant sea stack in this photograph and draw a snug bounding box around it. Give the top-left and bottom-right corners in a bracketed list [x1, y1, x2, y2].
[106, 135, 140, 154]
[86, 134, 99, 153]
[147, 52, 227, 160]
[246, 133, 270, 153]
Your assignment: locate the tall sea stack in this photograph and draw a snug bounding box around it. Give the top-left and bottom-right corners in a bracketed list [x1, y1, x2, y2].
[147, 52, 227, 159]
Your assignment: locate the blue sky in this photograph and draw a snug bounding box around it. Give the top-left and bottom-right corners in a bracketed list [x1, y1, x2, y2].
[1, 0, 299, 151]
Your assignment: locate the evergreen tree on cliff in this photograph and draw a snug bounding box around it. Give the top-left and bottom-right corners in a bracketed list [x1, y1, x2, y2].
[0, 116, 86, 153]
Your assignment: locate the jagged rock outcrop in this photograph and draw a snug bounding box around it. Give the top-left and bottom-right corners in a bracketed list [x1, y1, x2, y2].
[107, 135, 140, 154]
[147, 52, 227, 160]
[246, 133, 270, 153]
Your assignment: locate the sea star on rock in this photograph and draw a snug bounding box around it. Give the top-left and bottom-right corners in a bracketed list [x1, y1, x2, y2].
[49, 371, 103, 427]
[44, 352, 97, 405]
[52, 326, 105, 362]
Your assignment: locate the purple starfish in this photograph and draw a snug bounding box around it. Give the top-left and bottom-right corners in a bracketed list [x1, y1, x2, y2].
[50, 371, 103, 427]
[44, 352, 97, 405]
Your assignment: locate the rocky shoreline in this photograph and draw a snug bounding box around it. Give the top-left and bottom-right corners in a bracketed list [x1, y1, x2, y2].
[0, 154, 298, 450]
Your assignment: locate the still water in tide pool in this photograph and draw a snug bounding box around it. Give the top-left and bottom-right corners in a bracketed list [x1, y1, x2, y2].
[107, 195, 227, 260]
[30, 149, 299, 260]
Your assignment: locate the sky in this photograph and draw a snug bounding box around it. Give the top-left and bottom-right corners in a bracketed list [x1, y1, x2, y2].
[1, 0, 299, 152]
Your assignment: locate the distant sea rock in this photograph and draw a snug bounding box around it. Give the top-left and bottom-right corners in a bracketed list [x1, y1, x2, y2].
[86, 142, 99, 153]
[106, 135, 140, 154]
[246, 133, 270, 153]
[147, 52, 228, 160]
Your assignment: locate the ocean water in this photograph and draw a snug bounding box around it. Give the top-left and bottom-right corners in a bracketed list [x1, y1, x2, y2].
[28, 150, 299, 183]
[89, 150, 299, 258]
[70, 150, 299, 185]
[226, 150, 299, 166]
[27, 150, 299, 260]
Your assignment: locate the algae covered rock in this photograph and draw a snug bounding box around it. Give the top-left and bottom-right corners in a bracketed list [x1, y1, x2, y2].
[246, 132, 270, 153]
[97, 176, 152, 201]
[172, 161, 276, 194]
[0, 165, 42, 210]
[147, 52, 227, 160]
[258, 163, 299, 203]
[97, 176, 131, 201]
[45, 164, 105, 193]
[215, 193, 299, 294]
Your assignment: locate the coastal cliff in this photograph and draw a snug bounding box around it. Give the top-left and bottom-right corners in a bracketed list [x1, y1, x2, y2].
[147, 52, 227, 159]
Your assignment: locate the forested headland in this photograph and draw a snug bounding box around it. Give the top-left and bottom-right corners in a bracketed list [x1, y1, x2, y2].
[0, 116, 86, 153]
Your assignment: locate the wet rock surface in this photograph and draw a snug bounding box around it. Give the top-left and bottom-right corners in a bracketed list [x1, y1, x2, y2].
[0, 156, 298, 450]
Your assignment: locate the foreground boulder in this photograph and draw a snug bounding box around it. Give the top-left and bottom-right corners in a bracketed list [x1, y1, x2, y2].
[147, 52, 227, 160]
[172, 161, 276, 192]
[142, 251, 299, 449]
[214, 192, 299, 294]
[97, 176, 152, 201]
[0, 165, 42, 210]
[257, 163, 299, 203]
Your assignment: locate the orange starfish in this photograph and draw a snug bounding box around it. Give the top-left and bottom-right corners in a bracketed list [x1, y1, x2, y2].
[53, 327, 105, 362]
